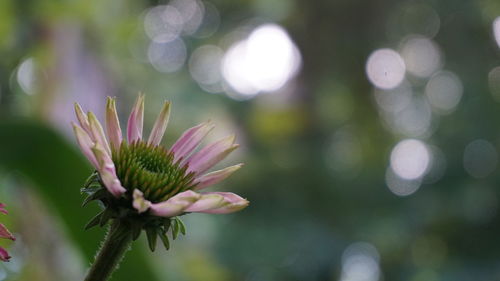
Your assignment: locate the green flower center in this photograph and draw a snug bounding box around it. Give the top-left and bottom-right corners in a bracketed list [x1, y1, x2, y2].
[113, 141, 196, 203]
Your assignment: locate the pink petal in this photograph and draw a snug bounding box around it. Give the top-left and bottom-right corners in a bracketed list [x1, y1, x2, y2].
[74, 103, 91, 135]
[193, 164, 243, 190]
[184, 193, 224, 212]
[170, 122, 214, 163]
[196, 192, 249, 214]
[0, 203, 7, 215]
[0, 247, 10, 262]
[132, 189, 151, 213]
[105, 97, 123, 151]
[127, 93, 145, 143]
[72, 123, 99, 169]
[88, 112, 111, 155]
[91, 144, 126, 198]
[148, 101, 171, 146]
[0, 224, 14, 241]
[149, 190, 200, 217]
[187, 135, 239, 175]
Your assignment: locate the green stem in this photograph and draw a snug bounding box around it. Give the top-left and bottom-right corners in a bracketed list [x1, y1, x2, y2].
[84, 219, 133, 281]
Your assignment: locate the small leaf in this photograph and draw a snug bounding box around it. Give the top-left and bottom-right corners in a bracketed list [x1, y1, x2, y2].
[146, 228, 158, 252]
[171, 219, 179, 240]
[158, 230, 170, 250]
[82, 188, 107, 207]
[81, 182, 103, 194]
[176, 217, 186, 235]
[84, 211, 103, 230]
[82, 172, 100, 189]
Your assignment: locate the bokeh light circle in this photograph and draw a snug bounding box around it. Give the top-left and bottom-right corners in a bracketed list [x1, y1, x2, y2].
[366, 49, 406, 90]
[390, 139, 430, 180]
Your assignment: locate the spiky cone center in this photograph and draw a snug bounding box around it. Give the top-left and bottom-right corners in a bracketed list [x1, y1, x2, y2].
[113, 140, 196, 203]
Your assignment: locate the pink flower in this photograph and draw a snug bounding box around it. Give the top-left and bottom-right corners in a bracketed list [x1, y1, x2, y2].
[0, 203, 15, 262]
[73, 94, 248, 219]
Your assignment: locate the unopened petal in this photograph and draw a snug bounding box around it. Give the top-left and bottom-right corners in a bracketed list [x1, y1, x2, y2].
[0, 224, 14, 241]
[132, 189, 152, 213]
[170, 122, 214, 163]
[92, 144, 126, 198]
[88, 112, 111, 155]
[149, 190, 200, 217]
[193, 164, 243, 190]
[72, 123, 99, 169]
[184, 193, 224, 212]
[187, 135, 238, 175]
[0, 247, 10, 262]
[197, 192, 249, 214]
[74, 103, 91, 135]
[127, 93, 145, 143]
[148, 101, 171, 146]
[106, 97, 122, 151]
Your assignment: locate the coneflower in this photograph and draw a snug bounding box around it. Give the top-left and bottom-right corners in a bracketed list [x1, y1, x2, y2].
[73, 94, 248, 281]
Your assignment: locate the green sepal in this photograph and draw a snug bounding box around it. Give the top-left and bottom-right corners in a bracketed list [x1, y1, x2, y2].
[176, 217, 186, 235]
[85, 211, 104, 230]
[158, 230, 170, 250]
[171, 219, 179, 240]
[83, 171, 99, 187]
[82, 188, 108, 207]
[81, 181, 103, 194]
[146, 228, 158, 252]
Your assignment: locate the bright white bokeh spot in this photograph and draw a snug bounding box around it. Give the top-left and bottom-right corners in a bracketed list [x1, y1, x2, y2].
[222, 40, 259, 96]
[341, 242, 380, 281]
[390, 139, 430, 180]
[463, 139, 498, 179]
[222, 24, 301, 97]
[493, 17, 500, 48]
[425, 71, 463, 114]
[374, 81, 412, 113]
[148, 38, 187, 73]
[386, 168, 422, 196]
[366, 49, 406, 90]
[144, 5, 184, 43]
[17, 58, 37, 95]
[400, 36, 441, 78]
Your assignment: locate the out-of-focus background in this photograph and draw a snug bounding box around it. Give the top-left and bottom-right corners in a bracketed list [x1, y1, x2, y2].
[0, 0, 500, 280]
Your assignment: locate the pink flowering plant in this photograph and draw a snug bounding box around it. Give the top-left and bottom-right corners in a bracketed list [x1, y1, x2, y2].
[0, 203, 15, 262]
[73, 94, 248, 281]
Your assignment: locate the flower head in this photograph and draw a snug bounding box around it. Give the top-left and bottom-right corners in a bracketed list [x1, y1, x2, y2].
[73, 94, 248, 250]
[0, 203, 15, 262]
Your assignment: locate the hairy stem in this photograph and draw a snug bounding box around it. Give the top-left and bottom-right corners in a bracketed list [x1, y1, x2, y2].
[84, 219, 133, 281]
